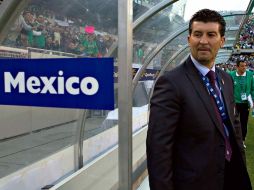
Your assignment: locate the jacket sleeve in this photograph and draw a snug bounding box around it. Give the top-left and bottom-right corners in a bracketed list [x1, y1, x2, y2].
[146, 74, 181, 190]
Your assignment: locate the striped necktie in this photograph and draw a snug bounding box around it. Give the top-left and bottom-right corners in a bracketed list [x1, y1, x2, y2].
[206, 70, 232, 161]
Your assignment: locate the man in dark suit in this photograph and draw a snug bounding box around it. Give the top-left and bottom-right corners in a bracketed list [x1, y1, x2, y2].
[146, 9, 252, 190]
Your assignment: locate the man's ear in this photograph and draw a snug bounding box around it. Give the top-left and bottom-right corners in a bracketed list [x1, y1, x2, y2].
[220, 36, 226, 47]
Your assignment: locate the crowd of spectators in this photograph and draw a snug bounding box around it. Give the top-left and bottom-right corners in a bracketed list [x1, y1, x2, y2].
[3, 4, 116, 57]
[235, 16, 254, 49]
[216, 54, 254, 72]
[3, 2, 254, 69]
[216, 63, 235, 72]
[218, 16, 254, 71]
[228, 54, 254, 66]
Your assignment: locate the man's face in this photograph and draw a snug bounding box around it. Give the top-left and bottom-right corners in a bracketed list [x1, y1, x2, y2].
[188, 21, 225, 68]
[47, 37, 53, 44]
[24, 13, 33, 23]
[237, 62, 247, 74]
[37, 17, 44, 23]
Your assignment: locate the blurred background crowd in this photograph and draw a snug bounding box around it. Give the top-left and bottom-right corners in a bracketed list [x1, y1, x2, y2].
[3, 4, 116, 57]
[2, 2, 254, 71]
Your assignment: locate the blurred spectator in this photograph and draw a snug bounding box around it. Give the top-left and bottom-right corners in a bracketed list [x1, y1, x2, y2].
[33, 15, 47, 49]
[96, 34, 107, 56]
[66, 41, 81, 54]
[81, 34, 99, 57]
[4, 10, 34, 47]
[136, 44, 144, 64]
[53, 26, 61, 48]
[45, 36, 59, 50]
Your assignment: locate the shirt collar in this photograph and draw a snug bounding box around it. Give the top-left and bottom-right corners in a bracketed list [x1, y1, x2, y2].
[236, 71, 246, 76]
[190, 55, 215, 76]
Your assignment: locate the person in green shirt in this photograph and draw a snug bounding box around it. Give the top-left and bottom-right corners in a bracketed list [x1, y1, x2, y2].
[82, 34, 99, 57]
[136, 45, 144, 64]
[33, 15, 46, 49]
[230, 60, 254, 147]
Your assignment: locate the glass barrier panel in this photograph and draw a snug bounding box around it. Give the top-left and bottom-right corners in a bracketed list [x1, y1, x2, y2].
[134, 0, 187, 65]
[0, 0, 119, 188]
[163, 47, 190, 72]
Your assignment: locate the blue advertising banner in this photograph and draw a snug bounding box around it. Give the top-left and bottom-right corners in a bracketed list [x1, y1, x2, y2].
[0, 58, 114, 110]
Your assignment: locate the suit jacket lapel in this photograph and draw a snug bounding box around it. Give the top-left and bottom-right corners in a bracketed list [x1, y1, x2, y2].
[184, 57, 225, 137]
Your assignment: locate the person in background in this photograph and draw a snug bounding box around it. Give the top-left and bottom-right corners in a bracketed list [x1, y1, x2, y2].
[136, 44, 144, 64]
[230, 60, 254, 148]
[146, 9, 252, 190]
[4, 10, 33, 46]
[33, 15, 47, 49]
[82, 34, 99, 57]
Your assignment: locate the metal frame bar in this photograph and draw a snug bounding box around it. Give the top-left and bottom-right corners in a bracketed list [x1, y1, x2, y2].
[118, 0, 133, 189]
[133, 0, 178, 28]
[74, 109, 88, 170]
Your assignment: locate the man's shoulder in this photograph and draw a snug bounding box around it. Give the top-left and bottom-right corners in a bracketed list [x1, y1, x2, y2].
[246, 70, 253, 75]
[246, 70, 254, 81]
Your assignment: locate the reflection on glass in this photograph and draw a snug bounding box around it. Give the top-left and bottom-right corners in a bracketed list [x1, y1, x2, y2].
[134, 4, 186, 44]
[0, 108, 77, 178]
[163, 47, 189, 71]
[133, 0, 187, 67]
[132, 80, 152, 131]
[1, 0, 117, 58]
[0, 0, 119, 181]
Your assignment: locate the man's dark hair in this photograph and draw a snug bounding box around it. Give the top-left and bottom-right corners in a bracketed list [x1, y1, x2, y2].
[236, 60, 241, 67]
[22, 10, 30, 16]
[189, 9, 226, 37]
[236, 60, 245, 67]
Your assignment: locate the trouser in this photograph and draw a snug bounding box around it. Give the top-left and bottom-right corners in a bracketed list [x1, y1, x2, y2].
[235, 103, 249, 141]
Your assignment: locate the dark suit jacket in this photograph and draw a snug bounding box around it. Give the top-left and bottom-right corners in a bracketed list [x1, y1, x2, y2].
[146, 56, 252, 190]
